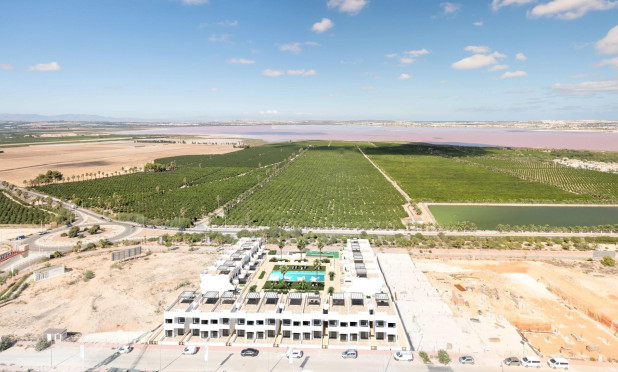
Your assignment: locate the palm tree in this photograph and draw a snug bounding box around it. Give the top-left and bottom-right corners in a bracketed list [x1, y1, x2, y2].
[297, 239, 307, 261]
[278, 240, 285, 261]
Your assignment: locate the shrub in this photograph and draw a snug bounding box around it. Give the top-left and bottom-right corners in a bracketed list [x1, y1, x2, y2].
[328, 286, 334, 295]
[601, 256, 615, 267]
[83, 270, 94, 282]
[258, 271, 266, 279]
[249, 285, 257, 292]
[438, 350, 450, 365]
[68, 226, 80, 238]
[419, 351, 430, 364]
[329, 271, 335, 281]
[0, 335, 16, 351]
[35, 337, 51, 351]
[268, 250, 277, 255]
[88, 224, 101, 235]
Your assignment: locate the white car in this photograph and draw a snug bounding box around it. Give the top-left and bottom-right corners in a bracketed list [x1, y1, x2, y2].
[522, 355, 541, 368]
[117, 345, 133, 354]
[285, 349, 304, 359]
[393, 351, 414, 361]
[182, 346, 198, 355]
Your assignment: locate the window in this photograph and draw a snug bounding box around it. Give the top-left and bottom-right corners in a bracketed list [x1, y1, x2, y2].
[201, 319, 208, 325]
[257, 320, 264, 325]
[247, 320, 254, 326]
[350, 322, 358, 327]
[376, 321, 385, 328]
[165, 319, 172, 324]
[237, 319, 245, 325]
[192, 318, 200, 324]
[340, 322, 348, 327]
[283, 319, 291, 326]
[302, 321, 310, 326]
[360, 320, 368, 327]
[165, 330, 173, 337]
[268, 319, 276, 325]
[388, 322, 396, 328]
[293, 321, 300, 326]
[313, 319, 322, 326]
[211, 319, 218, 324]
[223, 318, 230, 325]
[329, 320, 338, 327]
[178, 317, 185, 324]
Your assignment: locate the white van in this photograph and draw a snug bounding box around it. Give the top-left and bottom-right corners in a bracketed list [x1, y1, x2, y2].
[547, 357, 569, 370]
[522, 355, 541, 368]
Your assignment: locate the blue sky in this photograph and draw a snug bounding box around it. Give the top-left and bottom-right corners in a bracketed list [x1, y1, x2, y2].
[1, 0, 617, 121]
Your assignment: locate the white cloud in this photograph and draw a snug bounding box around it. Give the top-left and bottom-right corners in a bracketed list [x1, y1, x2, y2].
[464, 45, 491, 53]
[327, 0, 368, 15]
[312, 18, 334, 33]
[0, 64, 14, 70]
[385, 53, 398, 59]
[529, 0, 618, 20]
[263, 69, 284, 77]
[515, 53, 527, 61]
[260, 110, 278, 114]
[209, 87, 219, 92]
[488, 64, 509, 71]
[571, 73, 591, 79]
[218, 20, 237, 27]
[286, 69, 317, 76]
[399, 57, 416, 64]
[228, 57, 255, 64]
[398, 73, 412, 80]
[452, 51, 506, 69]
[597, 56, 618, 69]
[360, 86, 375, 90]
[551, 77, 618, 95]
[182, 0, 209, 4]
[279, 41, 320, 53]
[500, 70, 527, 78]
[441, 2, 461, 14]
[491, 0, 534, 11]
[208, 34, 230, 42]
[28, 62, 61, 71]
[473, 21, 484, 26]
[596, 25, 618, 55]
[405, 48, 429, 57]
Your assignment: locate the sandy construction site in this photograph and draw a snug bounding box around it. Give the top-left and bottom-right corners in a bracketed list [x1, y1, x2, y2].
[418, 258, 618, 361]
[0, 140, 239, 185]
[0, 248, 216, 339]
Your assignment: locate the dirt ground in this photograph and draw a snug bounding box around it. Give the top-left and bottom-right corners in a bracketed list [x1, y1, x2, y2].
[0, 249, 216, 338]
[419, 258, 618, 361]
[0, 140, 239, 185]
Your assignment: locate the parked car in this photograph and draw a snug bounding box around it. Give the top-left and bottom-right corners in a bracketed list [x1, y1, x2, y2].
[504, 357, 521, 366]
[341, 349, 357, 359]
[547, 357, 569, 370]
[15, 235, 25, 240]
[117, 345, 133, 354]
[38, 231, 47, 235]
[240, 348, 259, 357]
[182, 346, 198, 355]
[285, 349, 304, 359]
[178, 227, 186, 231]
[393, 351, 414, 361]
[459, 355, 475, 365]
[522, 356, 541, 368]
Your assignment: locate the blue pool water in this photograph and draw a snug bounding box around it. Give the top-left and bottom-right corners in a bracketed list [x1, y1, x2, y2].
[268, 271, 325, 282]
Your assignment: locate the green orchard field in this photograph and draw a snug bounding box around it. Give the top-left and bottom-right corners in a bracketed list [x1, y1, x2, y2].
[363, 144, 598, 203]
[0, 192, 50, 224]
[36, 143, 302, 226]
[214, 144, 408, 229]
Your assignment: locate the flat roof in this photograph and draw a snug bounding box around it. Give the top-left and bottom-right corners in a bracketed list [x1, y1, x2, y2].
[179, 291, 195, 299]
[265, 292, 279, 299]
[246, 292, 260, 299]
[288, 292, 302, 299]
[43, 328, 66, 335]
[332, 292, 345, 300]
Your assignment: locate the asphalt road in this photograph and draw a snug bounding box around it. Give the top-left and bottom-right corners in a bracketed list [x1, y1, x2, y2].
[1, 343, 613, 372]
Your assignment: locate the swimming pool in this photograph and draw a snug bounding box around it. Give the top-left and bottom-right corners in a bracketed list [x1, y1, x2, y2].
[268, 271, 325, 282]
